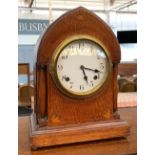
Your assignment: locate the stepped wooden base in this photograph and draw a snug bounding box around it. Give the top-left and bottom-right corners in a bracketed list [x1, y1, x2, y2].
[30, 113, 130, 149]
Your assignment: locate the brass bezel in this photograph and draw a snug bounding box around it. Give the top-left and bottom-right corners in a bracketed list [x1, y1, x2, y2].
[50, 35, 112, 99]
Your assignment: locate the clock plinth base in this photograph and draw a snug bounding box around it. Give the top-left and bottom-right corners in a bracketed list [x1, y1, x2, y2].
[30, 113, 130, 149]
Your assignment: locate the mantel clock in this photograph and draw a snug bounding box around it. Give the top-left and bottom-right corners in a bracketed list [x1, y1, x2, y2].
[30, 7, 130, 149]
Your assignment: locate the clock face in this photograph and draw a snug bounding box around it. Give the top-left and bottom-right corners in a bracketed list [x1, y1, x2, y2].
[52, 38, 110, 98]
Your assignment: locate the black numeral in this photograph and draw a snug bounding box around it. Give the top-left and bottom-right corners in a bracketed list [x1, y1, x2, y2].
[90, 81, 94, 87]
[79, 43, 80, 49]
[61, 55, 68, 60]
[80, 85, 84, 90]
[62, 75, 66, 80]
[57, 64, 63, 71]
[70, 82, 73, 89]
[100, 63, 104, 70]
[90, 46, 93, 54]
[62, 75, 70, 82]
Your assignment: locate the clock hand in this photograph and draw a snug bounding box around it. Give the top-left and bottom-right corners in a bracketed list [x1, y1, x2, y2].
[80, 65, 88, 84]
[82, 66, 103, 73]
[82, 66, 103, 80]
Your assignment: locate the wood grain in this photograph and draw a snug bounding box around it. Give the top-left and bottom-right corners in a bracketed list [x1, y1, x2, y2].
[113, 63, 119, 112]
[19, 107, 137, 155]
[35, 7, 121, 64]
[30, 113, 129, 148]
[36, 64, 47, 125]
[35, 6, 121, 126]
[47, 71, 114, 126]
[32, 7, 129, 148]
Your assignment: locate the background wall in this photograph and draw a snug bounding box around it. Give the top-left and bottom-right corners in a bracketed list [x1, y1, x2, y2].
[18, 2, 137, 84]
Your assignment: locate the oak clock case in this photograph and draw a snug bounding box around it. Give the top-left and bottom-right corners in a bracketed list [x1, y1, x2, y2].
[30, 7, 130, 149]
[50, 36, 111, 99]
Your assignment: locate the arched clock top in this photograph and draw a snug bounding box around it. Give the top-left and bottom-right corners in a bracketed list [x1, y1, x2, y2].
[30, 7, 129, 149]
[35, 7, 121, 64]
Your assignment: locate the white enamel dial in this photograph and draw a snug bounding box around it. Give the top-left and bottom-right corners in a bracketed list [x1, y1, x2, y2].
[55, 39, 109, 97]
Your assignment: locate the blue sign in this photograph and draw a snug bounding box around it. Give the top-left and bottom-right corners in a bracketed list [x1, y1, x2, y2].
[18, 19, 49, 35]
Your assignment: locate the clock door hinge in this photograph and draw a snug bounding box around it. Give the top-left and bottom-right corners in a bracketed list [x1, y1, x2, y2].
[36, 63, 47, 71]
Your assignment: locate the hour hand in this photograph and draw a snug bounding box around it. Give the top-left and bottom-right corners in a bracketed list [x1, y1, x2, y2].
[80, 65, 88, 84]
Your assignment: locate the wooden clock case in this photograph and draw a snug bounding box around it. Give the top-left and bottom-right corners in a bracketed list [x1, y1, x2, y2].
[30, 7, 130, 149]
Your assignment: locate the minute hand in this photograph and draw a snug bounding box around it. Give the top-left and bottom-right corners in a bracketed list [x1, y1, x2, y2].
[83, 67, 103, 73]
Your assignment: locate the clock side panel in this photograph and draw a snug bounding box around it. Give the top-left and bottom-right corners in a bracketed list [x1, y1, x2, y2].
[113, 63, 119, 112]
[47, 68, 114, 126]
[35, 64, 48, 126]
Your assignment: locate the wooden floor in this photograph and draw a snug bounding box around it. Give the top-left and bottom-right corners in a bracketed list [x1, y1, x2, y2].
[18, 107, 137, 155]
